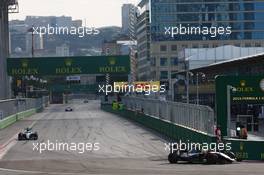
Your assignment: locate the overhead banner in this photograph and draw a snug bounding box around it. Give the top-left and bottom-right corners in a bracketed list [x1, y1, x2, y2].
[7, 55, 130, 76]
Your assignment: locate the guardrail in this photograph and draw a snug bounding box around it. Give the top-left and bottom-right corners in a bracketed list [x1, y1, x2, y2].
[122, 97, 215, 135]
[101, 97, 264, 160]
[0, 96, 49, 120]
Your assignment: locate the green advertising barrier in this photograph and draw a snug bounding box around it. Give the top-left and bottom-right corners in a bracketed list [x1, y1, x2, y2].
[7, 55, 130, 76]
[101, 104, 264, 160]
[216, 76, 264, 136]
[101, 104, 216, 145]
[225, 139, 264, 160]
[0, 107, 42, 129]
[50, 84, 98, 93]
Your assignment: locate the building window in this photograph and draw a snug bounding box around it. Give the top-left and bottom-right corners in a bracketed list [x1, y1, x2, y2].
[181, 44, 188, 49]
[212, 44, 218, 48]
[234, 43, 240, 47]
[192, 44, 199, 48]
[151, 57, 156, 66]
[203, 44, 209, 48]
[245, 43, 251, 47]
[160, 45, 167, 52]
[171, 57, 178, 66]
[160, 58, 168, 66]
[160, 71, 168, 79]
[171, 45, 177, 51]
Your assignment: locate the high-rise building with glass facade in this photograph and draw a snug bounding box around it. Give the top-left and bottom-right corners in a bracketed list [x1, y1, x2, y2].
[150, 0, 264, 41]
[136, 0, 264, 83]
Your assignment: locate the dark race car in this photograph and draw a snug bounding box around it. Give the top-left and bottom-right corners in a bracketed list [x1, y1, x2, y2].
[18, 128, 38, 141]
[65, 107, 73, 112]
[168, 149, 236, 164]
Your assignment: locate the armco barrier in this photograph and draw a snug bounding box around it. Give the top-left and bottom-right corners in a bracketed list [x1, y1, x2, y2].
[225, 139, 264, 160]
[0, 107, 41, 129]
[101, 104, 216, 144]
[101, 104, 264, 161]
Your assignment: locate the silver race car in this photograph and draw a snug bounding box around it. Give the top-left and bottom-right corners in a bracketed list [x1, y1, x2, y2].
[65, 107, 73, 112]
[18, 128, 38, 141]
[168, 149, 236, 164]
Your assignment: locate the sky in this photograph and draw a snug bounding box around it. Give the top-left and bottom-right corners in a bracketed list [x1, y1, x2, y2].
[9, 0, 138, 27]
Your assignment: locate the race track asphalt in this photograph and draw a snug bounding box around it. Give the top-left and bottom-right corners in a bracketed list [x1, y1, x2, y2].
[0, 100, 263, 175]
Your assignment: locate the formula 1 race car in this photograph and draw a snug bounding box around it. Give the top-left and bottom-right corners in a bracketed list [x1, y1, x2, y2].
[65, 107, 73, 112]
[168, 149, 236, 164]
[18, 128, 38, 141]
[83, 100, 89, 103]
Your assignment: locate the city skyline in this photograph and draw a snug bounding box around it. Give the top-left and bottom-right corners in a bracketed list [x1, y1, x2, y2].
[9, 0, 138, 27]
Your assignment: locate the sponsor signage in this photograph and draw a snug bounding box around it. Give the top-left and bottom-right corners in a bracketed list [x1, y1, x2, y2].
[7, 55, 130, 76]
[66, 76, 81, 81]
[114, 81, 161, 91]
[215, 76, 264, 136]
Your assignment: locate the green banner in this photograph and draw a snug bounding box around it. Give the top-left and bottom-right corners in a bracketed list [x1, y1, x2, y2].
[49, 84, 98, 93]
[215, 76, 264, 136]
[7, 55, 130, 76]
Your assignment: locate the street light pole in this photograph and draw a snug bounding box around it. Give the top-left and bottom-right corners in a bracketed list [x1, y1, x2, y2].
[169, 58, 172, 101]
[186, 70, 189, 104]
[196, 73, 199, 105]
[227, 85, 231, 137]
[31, 29, 34, 57]
[226, 85, 236, 137]
[196, 72, 205, 105]
[27, 27, 34, 57]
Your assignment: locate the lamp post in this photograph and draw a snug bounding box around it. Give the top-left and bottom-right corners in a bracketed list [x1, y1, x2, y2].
[227, 85, 237, 137]
[27, 27, 34, 57]
[186, 71, 193, 104]
[196, 72, 205, 105]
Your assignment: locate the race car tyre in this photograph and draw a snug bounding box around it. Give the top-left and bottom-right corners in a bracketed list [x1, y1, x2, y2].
[34, 134, 38, 140]
[218, 157, 231, 164]
[30, 133, 38, 140]
[168, 152, 178, 164]
[225, 151, 236, 160]
[206, 153, 218, 164]
[18, 133, 24, 141]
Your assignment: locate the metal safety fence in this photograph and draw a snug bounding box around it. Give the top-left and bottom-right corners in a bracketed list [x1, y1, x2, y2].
[122, 97, 215, 135]
[0, 96, 49, 120]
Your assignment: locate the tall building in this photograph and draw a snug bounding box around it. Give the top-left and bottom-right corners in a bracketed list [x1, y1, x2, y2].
[136, 0, 151, 80]
[128, 4, 138, 82]
[137, 0, 264, 81]
[56, 44, 70, 56]
[25, 16, 74, 28]
[26, 33, 44, 53]
[122, 4, 135, 34]
[102, 40, 122, 56]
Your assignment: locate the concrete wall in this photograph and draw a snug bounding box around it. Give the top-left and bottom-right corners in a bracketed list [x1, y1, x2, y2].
[0, 2, 11, 99]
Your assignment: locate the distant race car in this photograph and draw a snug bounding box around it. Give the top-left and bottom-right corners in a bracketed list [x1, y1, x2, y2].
[65, 107, 73, 112]
[168, 149, 236, 164]
[83, 100, 89, 103]
[18, 128, 38, 141]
